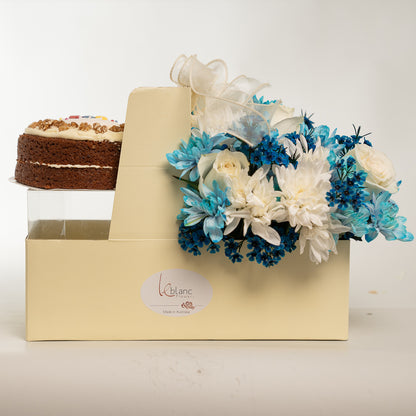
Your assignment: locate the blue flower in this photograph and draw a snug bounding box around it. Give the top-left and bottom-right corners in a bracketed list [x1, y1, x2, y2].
[207, 242, 220, 253]
[303, 113, 315, 130]
[298, 124, 341, 154]
[327, 156, 369, 212]
[237, 129, 290, 169]
[178, 224, 210, 256]
[300, 124, 372, 162]
[224, 238, 243, 263]
[178, 181, 230, 243]
[166, 129, 228, 181]
[365, 192, 413, 242]
[333, 206, 371, 239]
[246, 224, 298, 267]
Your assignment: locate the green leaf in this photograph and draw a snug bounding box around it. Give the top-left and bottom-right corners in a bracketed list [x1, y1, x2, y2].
[172, 175, 199, 190]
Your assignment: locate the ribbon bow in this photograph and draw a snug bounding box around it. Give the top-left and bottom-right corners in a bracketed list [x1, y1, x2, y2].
[170, 55, 303, 147]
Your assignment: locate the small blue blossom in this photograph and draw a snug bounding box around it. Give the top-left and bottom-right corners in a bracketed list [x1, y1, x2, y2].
[224, 238, 243, 263]
[285, 131, 300, 145]
[346, 156, 355, 167]
[336, 135, 355, 152]
[303, 113, 315, 130]
[330, 125, 373, 156]
[179, 181, 230, 243]
[178, 223, 210, 256]
[207, 242, 220, 253]
[246, 224, 298, 267]
[327, 156, 369, 212]
[352, 125, 373, 148]
[166, 129, 228, 181]
[365, 192, 414, 242]
[237, 129, 290, 169]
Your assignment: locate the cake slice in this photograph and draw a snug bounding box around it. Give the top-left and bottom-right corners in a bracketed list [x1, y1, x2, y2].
[15, 116, 124, 189]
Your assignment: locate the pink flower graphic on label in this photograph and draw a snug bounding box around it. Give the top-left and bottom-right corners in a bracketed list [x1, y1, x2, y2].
[181, 301, 195, 310]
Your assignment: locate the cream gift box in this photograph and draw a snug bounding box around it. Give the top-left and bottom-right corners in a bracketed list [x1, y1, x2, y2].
[25, 87, 350, 341]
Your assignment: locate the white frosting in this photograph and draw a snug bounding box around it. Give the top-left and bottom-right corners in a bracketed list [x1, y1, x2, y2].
[29, 161, 114, 169]
[24, 126, 123, 142]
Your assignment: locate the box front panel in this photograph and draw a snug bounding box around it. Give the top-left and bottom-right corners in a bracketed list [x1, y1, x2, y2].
[26, 239, 349, 341]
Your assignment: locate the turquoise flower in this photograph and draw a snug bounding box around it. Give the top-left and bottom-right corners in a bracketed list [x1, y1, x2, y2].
[178, 181, 230, 243]
[332, 206, 371, 238]
[166, 128, 228, 181]
[365, 191, 413, 242]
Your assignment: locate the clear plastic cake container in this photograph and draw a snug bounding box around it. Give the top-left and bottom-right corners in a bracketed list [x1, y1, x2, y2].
[27, 188, 114, 240]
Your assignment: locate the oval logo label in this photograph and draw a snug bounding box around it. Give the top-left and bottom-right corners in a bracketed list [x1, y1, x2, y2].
[141, 269, 213, 316]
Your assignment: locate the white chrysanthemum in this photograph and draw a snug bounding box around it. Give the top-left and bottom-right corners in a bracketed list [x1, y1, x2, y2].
[224, 167, 283, 245]
[273, 142, 332, 231]
[299, 215, 350, 264]
[273, 140, 350, 263]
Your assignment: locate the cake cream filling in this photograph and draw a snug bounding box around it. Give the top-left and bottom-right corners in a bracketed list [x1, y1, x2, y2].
[24, 126, 123, 142]
[26, 161, 114, 169]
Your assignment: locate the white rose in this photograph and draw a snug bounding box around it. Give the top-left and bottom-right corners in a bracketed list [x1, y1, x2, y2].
[348, 144, 398, 194]
[198, 149, 249, 191]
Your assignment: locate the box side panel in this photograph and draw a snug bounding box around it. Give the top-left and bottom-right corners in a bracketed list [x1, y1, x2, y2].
[117, 87, 191, 168]
[109, 87, 190, 240]
[108, 167, 183, 239]
[26, 239, 349, 341]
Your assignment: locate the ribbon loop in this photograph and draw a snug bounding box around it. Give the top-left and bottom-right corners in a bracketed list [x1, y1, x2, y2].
[171, 55, 303, 146]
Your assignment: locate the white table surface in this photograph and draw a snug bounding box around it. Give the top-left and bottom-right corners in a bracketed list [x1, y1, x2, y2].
[1, 278, 415, 416]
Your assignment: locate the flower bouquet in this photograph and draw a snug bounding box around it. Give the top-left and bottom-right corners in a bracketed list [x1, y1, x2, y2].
[167, 55, 413, 267]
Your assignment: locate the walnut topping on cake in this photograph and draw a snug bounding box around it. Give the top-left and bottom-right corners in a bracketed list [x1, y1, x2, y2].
[109, 124, 124, 132]
[58, 123, 70, 131]
[24, 116, 124, 142]
[92, 123, 108, 134]
[79, 123, 92, 131]
[95, 125, 108, 133]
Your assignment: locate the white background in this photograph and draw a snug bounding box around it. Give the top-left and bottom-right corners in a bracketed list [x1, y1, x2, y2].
[1, 0, 415, 308]
[1, 1, 416, 415]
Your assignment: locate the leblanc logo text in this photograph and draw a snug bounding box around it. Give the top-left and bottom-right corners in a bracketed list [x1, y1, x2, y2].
[158, 273, 193, 298]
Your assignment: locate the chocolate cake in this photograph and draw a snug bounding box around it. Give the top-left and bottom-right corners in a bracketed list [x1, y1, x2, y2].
[15, 116, 124, 189]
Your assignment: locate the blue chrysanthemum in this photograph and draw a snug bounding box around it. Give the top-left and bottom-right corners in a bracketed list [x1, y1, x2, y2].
[178, 181, 230, 243]
[332, 206, 371, 239]
[166, 128, 228, 181]
[365, 192, 414, 242]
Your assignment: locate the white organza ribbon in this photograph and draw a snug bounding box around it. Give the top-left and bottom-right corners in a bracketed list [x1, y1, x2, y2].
[170, 55, 304, 146]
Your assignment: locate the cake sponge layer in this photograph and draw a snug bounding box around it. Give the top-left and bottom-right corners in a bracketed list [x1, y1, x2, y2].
[17, 134, 121, 167]
[15, 161, 118, 190]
